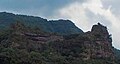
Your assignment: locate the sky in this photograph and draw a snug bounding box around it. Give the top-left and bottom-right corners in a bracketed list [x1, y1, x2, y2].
[0, 0, 120, 49]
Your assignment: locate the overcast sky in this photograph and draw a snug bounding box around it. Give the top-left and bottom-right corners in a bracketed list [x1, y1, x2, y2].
[0, 0, 120, 49]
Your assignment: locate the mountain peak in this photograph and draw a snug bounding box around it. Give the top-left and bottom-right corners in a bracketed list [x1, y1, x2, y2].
[91, 23, 109, 37]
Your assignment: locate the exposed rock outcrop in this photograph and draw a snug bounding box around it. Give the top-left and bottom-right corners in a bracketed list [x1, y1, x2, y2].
[81, 23, 115, 63]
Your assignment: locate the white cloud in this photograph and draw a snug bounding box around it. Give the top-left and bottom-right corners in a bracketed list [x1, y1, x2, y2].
[51, 0, 120, 49]
[82, 0, 120, 49]
[83, 0, 120, 28]
[54, 2, 91, 31]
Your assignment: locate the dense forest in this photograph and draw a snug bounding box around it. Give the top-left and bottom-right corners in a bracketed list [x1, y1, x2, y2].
[0, 12, 120, 64]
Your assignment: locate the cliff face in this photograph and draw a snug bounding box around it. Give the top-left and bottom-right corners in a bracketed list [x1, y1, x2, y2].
[81, 23, 115, 63]
[50, 23, 116, 64]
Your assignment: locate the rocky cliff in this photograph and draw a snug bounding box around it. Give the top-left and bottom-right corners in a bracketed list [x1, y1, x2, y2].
[49, 23, 116, 64]
[80, 23, 115, 63]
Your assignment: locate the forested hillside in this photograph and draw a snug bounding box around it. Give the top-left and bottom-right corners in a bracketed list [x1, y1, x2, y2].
[0, 12, 83, 35]
[0, 12, 119, 64]
[0, 21, 119, 64]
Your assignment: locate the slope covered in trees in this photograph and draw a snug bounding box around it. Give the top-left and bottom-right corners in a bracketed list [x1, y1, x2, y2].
[0, 12, 120, 64]
[0, 21, 119, 64]
[0, 12, 83, 35]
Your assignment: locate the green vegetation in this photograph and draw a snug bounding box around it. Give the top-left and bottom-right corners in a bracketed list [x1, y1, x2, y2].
[0, 12, 119, 64]
[0, 22, 118, 64]
[0, 12, 83, 35]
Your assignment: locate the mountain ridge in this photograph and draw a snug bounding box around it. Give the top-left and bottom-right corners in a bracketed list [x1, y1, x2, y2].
[0, 12, 83, 35]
